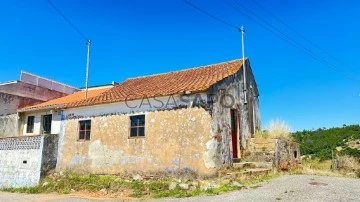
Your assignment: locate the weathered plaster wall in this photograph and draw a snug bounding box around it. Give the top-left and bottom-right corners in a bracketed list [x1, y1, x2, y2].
[57, 107, 215, 175]
[274, 139, 301, 171]
[0, 93, 45, 116]
[41, 134, 59, 177]
[0, 114, 17, 137]
[0, 81, 67, 103]
[0, 135, 44, 188]
[208, 60, 260, 165]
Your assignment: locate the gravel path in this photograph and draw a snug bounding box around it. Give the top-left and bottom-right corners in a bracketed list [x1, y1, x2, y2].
[152, 175, 360, 202]
[1, 175, 359, 202]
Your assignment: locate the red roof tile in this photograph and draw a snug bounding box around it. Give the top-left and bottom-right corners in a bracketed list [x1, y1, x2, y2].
[22, 59, 245, 111]
[20, 87, 112, 110]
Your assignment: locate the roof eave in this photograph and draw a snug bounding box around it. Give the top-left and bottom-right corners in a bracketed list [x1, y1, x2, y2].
[18, 104, 64, 113]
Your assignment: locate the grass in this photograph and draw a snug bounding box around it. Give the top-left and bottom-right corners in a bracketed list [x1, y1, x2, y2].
[1, 171, 282, 199]
[291, 158, 360, 178]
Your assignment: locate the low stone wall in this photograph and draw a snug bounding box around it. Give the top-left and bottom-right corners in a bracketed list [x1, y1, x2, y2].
[0, 134, 59, 188]
[247, 138, 301, 170]
[0, 135, 43, 188]
[274, 139, 301, 171]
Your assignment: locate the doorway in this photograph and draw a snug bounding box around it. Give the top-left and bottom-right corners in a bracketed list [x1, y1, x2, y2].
[42, 114, 52, 134]
[230, 109, 239, 159]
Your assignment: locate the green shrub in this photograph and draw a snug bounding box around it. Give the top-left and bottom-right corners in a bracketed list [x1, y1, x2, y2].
[292, 125, 360, 160]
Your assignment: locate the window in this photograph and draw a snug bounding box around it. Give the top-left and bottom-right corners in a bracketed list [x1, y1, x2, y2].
[78, 120, 91, 141]
[42, 115, 52, 134]
[130, 115, 145, 137]
[26, 116, 35, 133]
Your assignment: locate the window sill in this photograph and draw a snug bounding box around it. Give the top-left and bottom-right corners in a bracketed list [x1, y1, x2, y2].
[128, 136, 146, 139]
[76, 139, 91, 142]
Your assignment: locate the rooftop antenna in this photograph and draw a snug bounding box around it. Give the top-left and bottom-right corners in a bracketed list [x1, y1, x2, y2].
[85, 40, 91, 100]
[240, 26, 247, 104]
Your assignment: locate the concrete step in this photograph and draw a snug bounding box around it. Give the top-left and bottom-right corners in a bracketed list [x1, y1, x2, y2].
[249, 144, 276, 152]
[233, 161, 273, 169]
[248, 151, 275, 162]
[233, 162, 257, 169]
[243, 168, 271, 176]
[249, 142, 276, 147]
[233, 158, 241, 163]
[226, 168, 272, 178]
[250, 138, 277, 144]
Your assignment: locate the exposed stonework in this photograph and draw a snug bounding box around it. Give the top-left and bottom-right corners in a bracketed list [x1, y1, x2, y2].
[57, 107, 216, 175]
[41, 134, 59, 177]
[208, 59, 260, 166]
[15, 59, 261, 176]
[274, 139, 301, 171]
[247, 138, 301, 171]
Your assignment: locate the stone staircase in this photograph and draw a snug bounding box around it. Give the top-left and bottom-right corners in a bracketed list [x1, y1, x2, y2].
[224, 138, 277, 178]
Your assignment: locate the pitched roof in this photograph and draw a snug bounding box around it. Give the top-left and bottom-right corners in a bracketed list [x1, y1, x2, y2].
[21, 58, 246, 111]
[20, 87, 112, 111]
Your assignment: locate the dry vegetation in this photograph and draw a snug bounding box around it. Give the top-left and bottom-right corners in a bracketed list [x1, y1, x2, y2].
[293, 156, 360, 178]
[255, 119, 292, 140]
[1, 171, 281, 199]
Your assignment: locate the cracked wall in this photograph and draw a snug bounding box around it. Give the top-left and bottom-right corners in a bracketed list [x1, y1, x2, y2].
[57, 107, 216, 175]
[208, 60, 260, 166]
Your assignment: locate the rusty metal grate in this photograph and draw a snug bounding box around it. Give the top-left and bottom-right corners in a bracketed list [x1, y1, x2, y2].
[309, 182, 328, 186]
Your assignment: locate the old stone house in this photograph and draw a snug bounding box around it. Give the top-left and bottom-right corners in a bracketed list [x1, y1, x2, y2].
[19, 58, 260, 176]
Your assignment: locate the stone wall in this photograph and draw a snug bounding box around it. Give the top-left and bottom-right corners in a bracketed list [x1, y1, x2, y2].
[57, 107, 215, 176]
[274, 139, 301, 171]
[0, 135, 44, 188]
[41, 134, 59, 177]
[208, 59, 260, 166]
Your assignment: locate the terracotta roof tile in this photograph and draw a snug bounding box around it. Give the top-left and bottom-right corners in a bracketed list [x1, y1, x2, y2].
[22, 58, 245, 111]
[20, 87, 112, 111]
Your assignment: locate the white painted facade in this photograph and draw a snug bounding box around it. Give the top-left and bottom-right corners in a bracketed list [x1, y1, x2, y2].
[21, 93, 209, 136]
[0, 136, 44, 188]
[22, 111, 62, 135]
[63, 93, 209, 118]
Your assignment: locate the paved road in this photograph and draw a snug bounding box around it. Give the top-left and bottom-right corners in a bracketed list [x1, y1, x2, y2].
[1, 175, 359, 202]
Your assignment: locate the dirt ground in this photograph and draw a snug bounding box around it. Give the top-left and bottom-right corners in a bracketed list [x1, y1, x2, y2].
[1, 175, 359, 202]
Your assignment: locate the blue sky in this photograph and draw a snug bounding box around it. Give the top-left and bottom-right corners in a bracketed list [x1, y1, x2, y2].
[0, 0, 359, 131]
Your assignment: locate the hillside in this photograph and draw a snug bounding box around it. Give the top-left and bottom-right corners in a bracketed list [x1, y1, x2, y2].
[292, 125, 360, 160]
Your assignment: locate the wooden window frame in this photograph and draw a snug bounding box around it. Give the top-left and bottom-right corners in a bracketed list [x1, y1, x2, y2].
[78, 120, 91, 141]
[129, 115, 145, 138]
[26, 116, 35, 133]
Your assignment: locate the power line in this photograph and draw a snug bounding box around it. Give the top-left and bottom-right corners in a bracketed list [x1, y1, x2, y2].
[221, 0, 360, 83]
[46, 0, 88, 40]
[182, 0, 238, 29]
[250, 0, 357, 73]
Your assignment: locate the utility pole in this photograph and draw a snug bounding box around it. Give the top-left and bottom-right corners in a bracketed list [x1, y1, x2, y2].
[240, 26, 247, 104]
[85, 39, 91, 100]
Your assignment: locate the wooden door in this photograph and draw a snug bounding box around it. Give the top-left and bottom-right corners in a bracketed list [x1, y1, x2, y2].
[230, 109, 239, 158]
